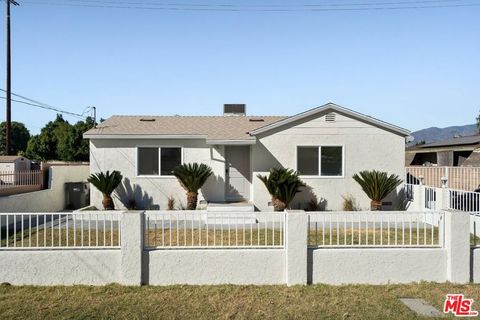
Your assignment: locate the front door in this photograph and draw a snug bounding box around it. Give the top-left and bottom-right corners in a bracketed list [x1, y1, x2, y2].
[225, 146, 251, 201]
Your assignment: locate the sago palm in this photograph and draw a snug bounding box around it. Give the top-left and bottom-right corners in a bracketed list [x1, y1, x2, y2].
[87, 170, 123, 210]
[257, 167, 306, 211]
[352, 170, 402, 211]
[172, 163, 213, 210]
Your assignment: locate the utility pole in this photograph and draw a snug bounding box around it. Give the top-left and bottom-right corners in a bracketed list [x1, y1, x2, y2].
[5, 0, 19, 155]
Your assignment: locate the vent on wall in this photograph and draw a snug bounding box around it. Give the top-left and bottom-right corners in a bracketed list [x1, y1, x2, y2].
[325, 113, 336, 123]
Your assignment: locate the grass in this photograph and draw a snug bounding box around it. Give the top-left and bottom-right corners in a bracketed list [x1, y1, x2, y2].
[0, 283, 480, 319]
[308, 227, 441, 247]
[2, 224, 479, 248]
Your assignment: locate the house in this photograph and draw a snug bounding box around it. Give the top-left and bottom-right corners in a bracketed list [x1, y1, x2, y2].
[84, 103, 410, 211]
[406, 135, 480, 167]
[0, 155, 31, 172]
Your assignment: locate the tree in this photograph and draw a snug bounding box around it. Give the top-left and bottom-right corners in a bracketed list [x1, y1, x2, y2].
[25, 115, 94, 161]
[257, 167, 306, 211]
[352, 170, 403, 211]
[172, 163, 213, 210]
[0, 121, 30, 155]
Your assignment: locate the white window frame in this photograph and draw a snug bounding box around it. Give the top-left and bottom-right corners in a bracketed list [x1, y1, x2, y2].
[295, 144, 345, 179]
[136, 146, 184, 178]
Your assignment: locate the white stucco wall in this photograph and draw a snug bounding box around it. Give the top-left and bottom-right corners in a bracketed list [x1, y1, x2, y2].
[89, 139, 227, 210]
[0, 250, 121, 285]
[252, 112, 406, 211]
[471, 248, 480, 283]
[0, 165, 89, 213]
[146, 249, 285, 285]
[309, 248, 447, 285]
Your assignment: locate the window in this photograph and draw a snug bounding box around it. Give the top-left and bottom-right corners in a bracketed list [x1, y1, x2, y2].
[160, 148, 182, 176]
[297, 147, 319, 176]
[137, 147, 182, 176]
[321, 146, 343, 176]
[138, 148, 159, 176]
[296, 146, 343, 177]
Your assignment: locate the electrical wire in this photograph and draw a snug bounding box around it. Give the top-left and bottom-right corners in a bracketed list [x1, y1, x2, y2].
[19, 0, 480, 11]
[0, 89, 90, 120]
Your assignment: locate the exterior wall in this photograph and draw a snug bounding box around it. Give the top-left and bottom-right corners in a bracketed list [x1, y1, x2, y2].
[0, 250, 120, 285]
[0, 166, 89, 213]
[146, 249, 285, 285]
[309, 248, 447, 285]
[89, 139, 227, 210]
[471, 248, 480, 283]
[252, 112, 406, 211]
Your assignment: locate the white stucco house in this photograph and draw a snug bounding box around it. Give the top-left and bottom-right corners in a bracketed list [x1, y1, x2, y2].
[84, 103, 410, 211]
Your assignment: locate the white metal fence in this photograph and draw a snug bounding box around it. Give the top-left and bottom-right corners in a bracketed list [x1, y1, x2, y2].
[406, 166, 480, 191]
[307, 211, 444, 248]
[0, 212, 122, 249]
[144, 211, 285, 249]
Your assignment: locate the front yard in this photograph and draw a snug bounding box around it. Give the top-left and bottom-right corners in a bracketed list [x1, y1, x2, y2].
[1, 283, 480, 319]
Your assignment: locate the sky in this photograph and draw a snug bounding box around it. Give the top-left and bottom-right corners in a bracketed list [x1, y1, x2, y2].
[0, 0, 479, 135]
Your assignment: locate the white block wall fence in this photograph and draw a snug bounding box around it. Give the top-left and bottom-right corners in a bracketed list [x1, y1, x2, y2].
[0, 210, 472, 286]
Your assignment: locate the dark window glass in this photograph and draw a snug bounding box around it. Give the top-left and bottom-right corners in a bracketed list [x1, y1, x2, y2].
[321, 146, 343, 176]
[161, 148, 182, 176]
[297, 147, 319, 176]
[138, 148, 159, 175]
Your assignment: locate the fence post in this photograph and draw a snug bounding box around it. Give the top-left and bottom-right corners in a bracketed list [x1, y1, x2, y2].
[419, 175, 425, 211]
[285, 209, 307, 286]
[444, 209, 470, 283]
[120, 210, 144, 286]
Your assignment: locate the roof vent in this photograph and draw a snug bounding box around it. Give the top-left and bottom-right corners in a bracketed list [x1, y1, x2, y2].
[325, 113, 336, 123]
[249, 118, 264, 122]
[140, 118, 156, 122]
[224, 104, 246, 116]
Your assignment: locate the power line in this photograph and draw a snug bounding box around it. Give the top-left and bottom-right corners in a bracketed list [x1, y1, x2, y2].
[0, 89, 90, 120]
[19, 0, 480, 11]
[20, 0, 477, 7]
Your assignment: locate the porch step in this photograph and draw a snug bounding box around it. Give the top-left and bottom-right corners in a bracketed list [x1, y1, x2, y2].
[207, 202, 255, 212]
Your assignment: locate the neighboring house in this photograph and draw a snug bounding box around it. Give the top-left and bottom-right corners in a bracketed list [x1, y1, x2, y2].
[406, 135, 480, 167]
[84, 103, 409, 211]
[0, 156, 31, 172]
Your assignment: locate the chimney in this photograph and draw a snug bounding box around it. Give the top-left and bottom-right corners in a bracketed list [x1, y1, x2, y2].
[223, 104, 246, 116]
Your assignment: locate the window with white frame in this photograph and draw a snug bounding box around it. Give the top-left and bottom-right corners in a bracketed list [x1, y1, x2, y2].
[297, 146, 343, 177]
[137, 147, 182, 176]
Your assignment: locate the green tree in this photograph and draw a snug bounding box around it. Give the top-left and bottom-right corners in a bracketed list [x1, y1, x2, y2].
[25, 115, 94, 161]
[477, 110, 480, 134]
[352, 170, 403, 211]
[172, 163, 213, 210]
[0, 121, 31, 155]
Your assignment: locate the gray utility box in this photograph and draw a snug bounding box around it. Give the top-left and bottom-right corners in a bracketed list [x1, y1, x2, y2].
[65, 182, 90, 210]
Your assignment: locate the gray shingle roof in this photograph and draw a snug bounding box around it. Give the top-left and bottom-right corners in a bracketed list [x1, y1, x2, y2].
[419, 135, 480, 148]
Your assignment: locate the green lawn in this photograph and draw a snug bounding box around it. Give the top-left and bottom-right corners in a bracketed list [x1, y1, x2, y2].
[0, 283, 479, 319]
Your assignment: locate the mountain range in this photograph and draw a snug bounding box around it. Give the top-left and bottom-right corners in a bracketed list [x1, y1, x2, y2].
[410, 124, 477, 145]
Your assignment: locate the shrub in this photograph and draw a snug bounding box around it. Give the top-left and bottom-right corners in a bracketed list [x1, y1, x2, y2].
[341, 194, 359, 211]
[87, 170, 123, 210]
[257, 167, 306, 211]
[172, 163, 213, 210]
[352, 170, 402, 211]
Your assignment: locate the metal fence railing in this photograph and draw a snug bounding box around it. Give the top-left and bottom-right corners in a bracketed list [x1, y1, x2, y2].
[144, 211, 285, 249]
[307, 211, 444, 248]
[0, 170, 44, 189]
[0, 212, 122, 249]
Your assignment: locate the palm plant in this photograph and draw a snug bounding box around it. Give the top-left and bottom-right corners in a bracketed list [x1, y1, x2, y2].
[172, 163, 213, 210]
[257, 167, 306, 211]
[352, 170, 402, 211]
[87, 170, 123, 210]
